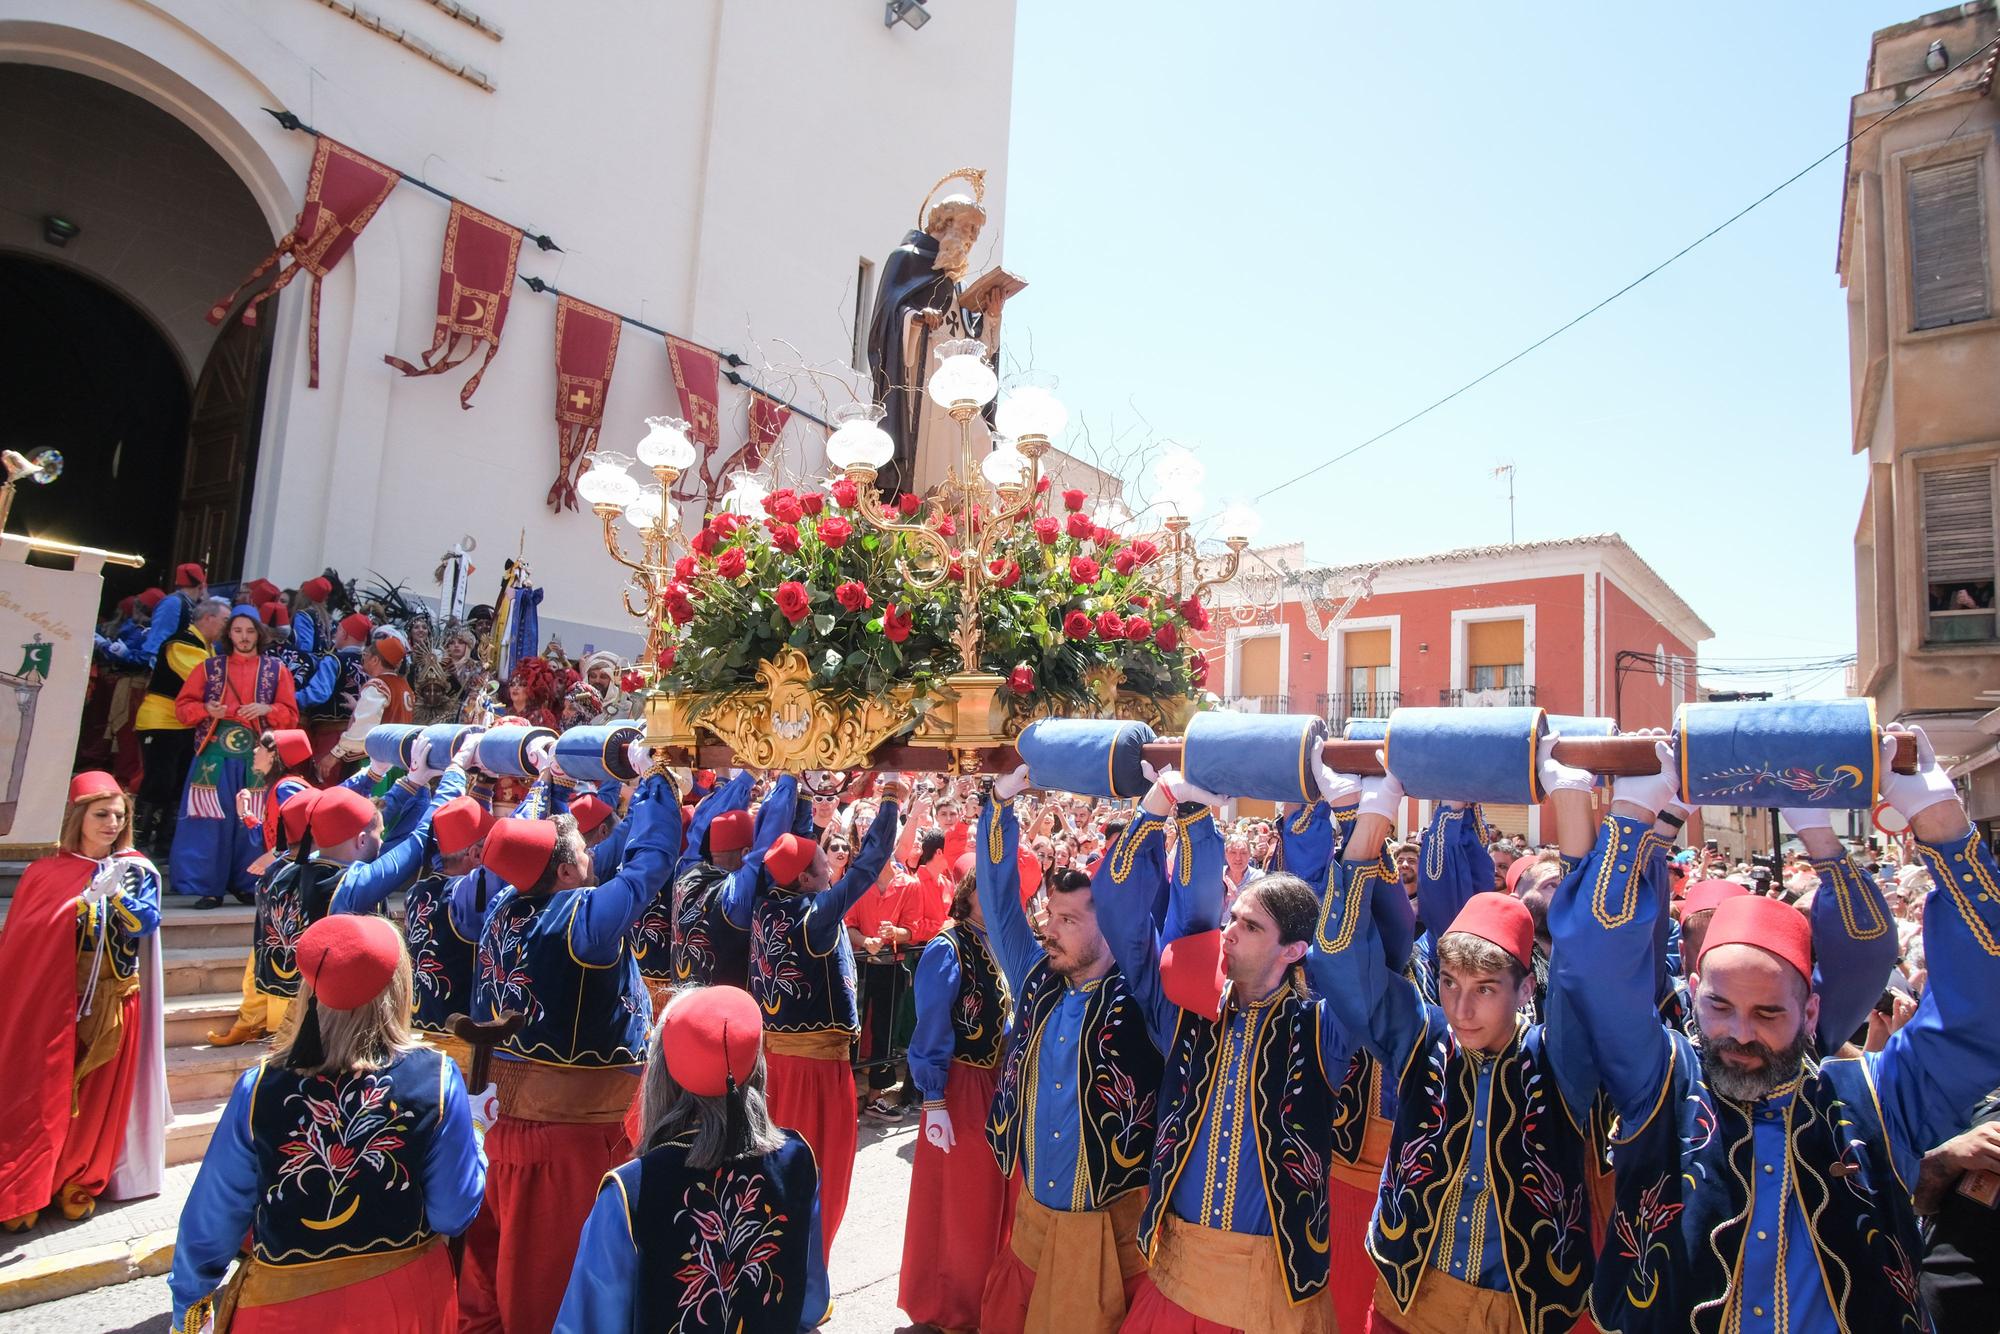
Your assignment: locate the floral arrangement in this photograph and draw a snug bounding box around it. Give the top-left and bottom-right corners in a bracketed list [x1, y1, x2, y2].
[659, 479, 1210, 719]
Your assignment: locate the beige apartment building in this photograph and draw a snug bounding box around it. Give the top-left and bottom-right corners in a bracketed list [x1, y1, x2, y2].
[1842, 2, 2000, 829]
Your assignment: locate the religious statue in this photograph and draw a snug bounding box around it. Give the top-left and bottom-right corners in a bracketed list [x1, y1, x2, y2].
[865, 168, 1026, 497]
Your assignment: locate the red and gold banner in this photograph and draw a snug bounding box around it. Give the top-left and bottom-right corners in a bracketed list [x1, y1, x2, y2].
[207, 136, 399, 388]
[664, 335, 722, 501]
[704, 393, 792, 495]
[384, 200, 523, 408]
[548, 296, 623, 511]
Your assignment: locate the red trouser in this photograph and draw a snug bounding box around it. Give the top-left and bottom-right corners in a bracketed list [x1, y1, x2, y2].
[763, 1051, 857, 1264]
[236, 1245, 457, 1333]
[899, 1062, 1012, 1329]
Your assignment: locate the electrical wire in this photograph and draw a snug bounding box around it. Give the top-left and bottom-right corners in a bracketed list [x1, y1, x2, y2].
[1253, 31, 2000, 503]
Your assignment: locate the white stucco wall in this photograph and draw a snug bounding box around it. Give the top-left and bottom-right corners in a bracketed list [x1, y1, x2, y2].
[0, 0, 1018, 652]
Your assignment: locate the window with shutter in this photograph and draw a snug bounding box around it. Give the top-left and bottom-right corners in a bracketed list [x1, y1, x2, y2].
[1921, 463, 1997, 644]
[1907, 159, 1990, 330]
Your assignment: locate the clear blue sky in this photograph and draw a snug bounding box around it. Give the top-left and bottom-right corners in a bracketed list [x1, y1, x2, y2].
[999, 1, 1929, 695]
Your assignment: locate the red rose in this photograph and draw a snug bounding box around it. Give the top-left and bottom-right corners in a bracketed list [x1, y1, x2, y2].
[1190, 653, 1209, 686]
[774, 581, 811, 622]
[656, 645, 676, 672]
[1180, 596, 1210, 631]
[1062, 489, 1087, 512]
[1069, 556, 1101, 584]
[758, 487, 794, 516]
[709, 513, 744, 538]
[1063, 610, 1092, 639]
[937, 513, 957, 538]
[817, 516, 853, 548]
[1036, 476, 1052, 494]
[665, 583, 696, 626]
[831, 479, 859, 509]
[989, 558, 1022, 588]
[1008, 665, 1035, 694]
[1033, 517, 1060, 545]
[770, 523, 801, 554]
[883, 603, 912, 643]
[1112, 549, 1137, 576]
[715, 547, 748, 579]
[769, 495, 803, 525]
[1093, 526, 1116, 548]
[1095, 610, 1125, 639]
[897, 493, 922, 517]
[1066, 512, 1095, 540]
[674, 556, 697, 580]
[1131, 595, 1151, 608]
[1124, 616, 1152, 642]
[690, 528, 716, 557]
[948, 560, 965, 582]
[1131, 539, 1160, 564]
[835, 580, 872, 612]
[800, 492, 826, 516]
[1154, 622, 1179, 652]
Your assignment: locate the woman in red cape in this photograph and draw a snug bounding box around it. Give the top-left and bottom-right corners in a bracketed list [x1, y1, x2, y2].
[0, 771, 165, 1229]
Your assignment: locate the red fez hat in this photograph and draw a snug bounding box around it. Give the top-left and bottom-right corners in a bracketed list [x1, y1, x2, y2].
[174, 562, 206, 588]
[483, 818, 559, 889]
[297, 914, 403, 1010]
[1697, 895, 1812, 982]
[953, 852, 976, 881]
[137, 587, 166, 611]
[242, 578, 280, 606]
[1446, 892, 1535, 971]
[300, 576, 333, 604]
[310, 786, 377, 848]
[266, 729, 314, 770]
[569, 794, 615, 835]
[261, 601, 290, 628]
[708, 810, 753, 854]
[1506, 854, 1540, 895]
[280, 787, 321, 844]
[116, 594, 136, 616]
[1159, 930, 1226, 1022]
[662, 986, 763, 1097]
[764, 833, 817, 886]
[67, 771, 122, 805]
[1679, 878, 1749, 919]
[696, 769, 717, 785]
[433, 795, 492, 857]
[339, 612, 373, 642]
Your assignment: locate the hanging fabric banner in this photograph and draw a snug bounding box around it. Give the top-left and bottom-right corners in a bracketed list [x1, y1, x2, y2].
[664, 335, 722, 502]
[206, 137, 400, 388]
[548, 295, 623, 512]
[384, 200, 523, 409]
[707, 393, 793, 492]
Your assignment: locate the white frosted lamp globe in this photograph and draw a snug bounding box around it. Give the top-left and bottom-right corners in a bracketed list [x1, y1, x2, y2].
[994, 386, 1068, 444]
[578, 452, 641, 507]
[721, 471, 768, 517]
[926, 338, 998, 413]
[981, 443, 1029, 489]
[826, 402, 895, 473]
[1219, 502, 1263, 543]
[622, 484, 665, 531]
[635, 416, 697, 473]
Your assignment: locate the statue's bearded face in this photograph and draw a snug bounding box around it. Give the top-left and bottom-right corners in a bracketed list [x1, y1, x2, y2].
[929, 204, 983, 275]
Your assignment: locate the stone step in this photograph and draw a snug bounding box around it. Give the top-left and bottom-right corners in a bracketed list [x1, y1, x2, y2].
[166, 1043, 261, 1104]
[167, 1096, 227, 1167]
[163, 991, 245, 1047]
[156, 902, 257, 951]
[161, 946, 248, 997]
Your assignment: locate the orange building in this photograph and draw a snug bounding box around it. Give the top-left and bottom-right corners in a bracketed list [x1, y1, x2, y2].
[1195, 534, 1711, 841]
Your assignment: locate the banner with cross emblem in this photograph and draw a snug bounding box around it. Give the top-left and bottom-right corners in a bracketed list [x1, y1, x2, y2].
[664, 335, 724, 504]
[547, 295, 624, 511]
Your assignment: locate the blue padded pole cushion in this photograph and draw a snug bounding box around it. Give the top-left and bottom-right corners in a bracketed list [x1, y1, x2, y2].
[419, 724, 480, 769]
[1677, 698, 1879, 810]
[554, 723, 642, 785]
[1017, 718, 1157, 798]
[1344, 718, 1390, 742]
[363, 724, 424, 769]
[1383, 706, 1548, 805]
[478, 725, 559, 779]
[1181, 712, 1327, 805]
[1547, 715, 1616, 738]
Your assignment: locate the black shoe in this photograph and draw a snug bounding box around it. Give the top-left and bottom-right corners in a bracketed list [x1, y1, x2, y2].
[192, 896, 223, 910]
[230, 890, 255, 906]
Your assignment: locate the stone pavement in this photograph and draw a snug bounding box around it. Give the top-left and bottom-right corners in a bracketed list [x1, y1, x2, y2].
[0, 1113, 924, 1332]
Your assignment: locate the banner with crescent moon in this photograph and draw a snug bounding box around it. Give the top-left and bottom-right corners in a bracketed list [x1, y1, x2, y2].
[664, 335, 722, 502]
[206, 136, 400, 388]
[384, 200, 523, 409]
[703, 393, 792, 499]
[548, 295, 623, 512]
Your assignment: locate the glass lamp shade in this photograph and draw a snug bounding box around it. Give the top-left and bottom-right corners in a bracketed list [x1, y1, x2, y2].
[1152, 448, 1206, 516]
[825, 402, 895, 473]
[926, 338, 998, 412]
[1091, 497, 1133, 532]
[994, 386, 1068, 443]
[980, 443, 1030, 489]
[721, 471, 768, 516]
[635, 416, 697, 472]
[622, 484, 666, 531]
[577, 452, 641, 507]
[1218, 502, 1263, 542]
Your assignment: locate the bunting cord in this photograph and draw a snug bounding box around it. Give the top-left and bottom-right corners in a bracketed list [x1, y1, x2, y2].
[262, 108, 829, 430]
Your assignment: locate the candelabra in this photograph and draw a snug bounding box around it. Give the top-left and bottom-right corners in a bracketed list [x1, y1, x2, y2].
[1123, 447, 1261, 610]
[575, 416, 699, 678]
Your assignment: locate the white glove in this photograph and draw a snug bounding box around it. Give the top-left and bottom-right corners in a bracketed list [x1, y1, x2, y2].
[1878, 726, 1959, 822]
[526, 735, 556, 773]
[1356, 751, 1404, 822]
[452, 731, 484, 773]
[1312, 758, 1362, 807]
[470, 1081, 499, 1148]
[1537, 731, 1596, 796]
[923, 1105, 955, 1153]
[626, 738, 654, 778]
[403, 738, 440, 786]
[1780, 806, 1833, 834]
[994, 763, 1031, 802]
[366, 756, 392, 779]
[1155, 765, 1226, 808]
[1611, 738, 1679, 816]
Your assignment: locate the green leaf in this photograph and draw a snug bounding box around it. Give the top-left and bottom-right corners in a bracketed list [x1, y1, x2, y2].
[813, 613, 836, 636]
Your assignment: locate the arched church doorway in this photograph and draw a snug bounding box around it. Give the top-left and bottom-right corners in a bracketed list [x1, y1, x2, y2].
[0, 62, 277, 609]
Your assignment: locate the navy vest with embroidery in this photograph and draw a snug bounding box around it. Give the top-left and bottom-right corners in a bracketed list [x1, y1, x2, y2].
[474, 886, 650, 1067]
[657, 863, 749, 990]
[1588, 1042, 1926, 1334]
[1139, 988, 1342, 1302]
[247, 1048, 447, 1264]
[1330, 1049, 1388, 1166]
[940, 922, 1008, 1069]
[630, 862, 677, 982]
[404, 872, 479, 1034]
[1372, 1024, 1593, 1334]
[749, 892, 856, 1034]
[986, 963, 1161, 1209]
[255, 858, 351, 998]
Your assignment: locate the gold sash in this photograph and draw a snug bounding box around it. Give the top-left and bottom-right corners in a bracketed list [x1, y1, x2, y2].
[1371, 1270, 1516, 1334]
[1151, 1213, 1333, 1333]
[764, 1029, 854, 1061]
[73, 950, 141, 1110]
[210, 1237, 441, 1331]
[1008, 1189, 1148, 1334]
[492, 1058, 637, 1123]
